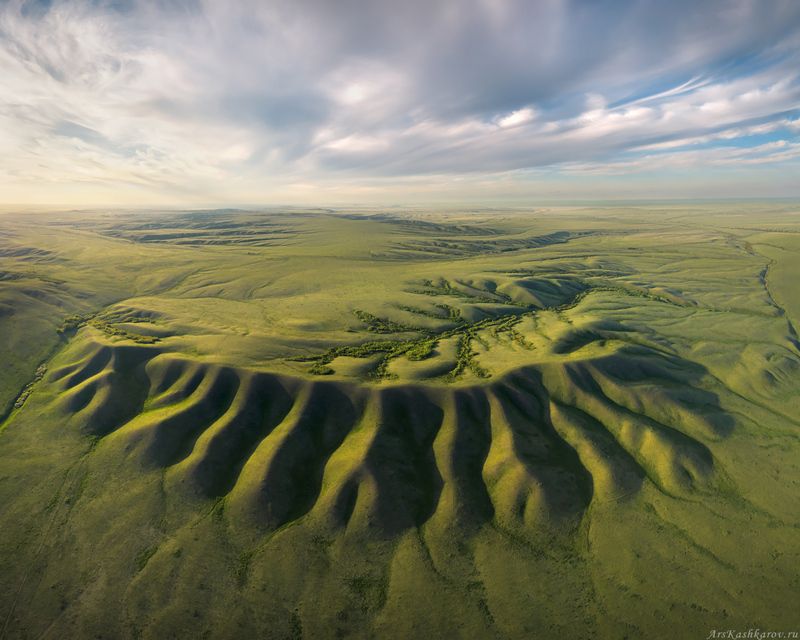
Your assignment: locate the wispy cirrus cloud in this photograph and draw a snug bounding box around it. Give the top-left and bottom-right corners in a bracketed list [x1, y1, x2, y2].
[0, 0, 799, 204]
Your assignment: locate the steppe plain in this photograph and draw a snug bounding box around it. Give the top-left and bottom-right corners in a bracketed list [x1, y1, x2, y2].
[0, 204, 799, 639]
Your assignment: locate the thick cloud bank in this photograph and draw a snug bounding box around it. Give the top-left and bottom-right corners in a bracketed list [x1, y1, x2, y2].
[1, 0, 799, 203]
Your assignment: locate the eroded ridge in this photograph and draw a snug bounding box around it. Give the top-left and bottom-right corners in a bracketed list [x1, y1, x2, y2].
[47, 338, 732, 537]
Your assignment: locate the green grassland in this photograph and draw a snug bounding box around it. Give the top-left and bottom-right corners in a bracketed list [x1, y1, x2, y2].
[0, 204, 799, 639]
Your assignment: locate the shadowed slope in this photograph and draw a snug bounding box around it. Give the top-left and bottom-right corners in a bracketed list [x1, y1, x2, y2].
[44, 335, 732, 538]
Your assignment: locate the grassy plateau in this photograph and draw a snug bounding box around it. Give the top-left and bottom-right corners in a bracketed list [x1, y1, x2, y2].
[0, 204, 799, 639]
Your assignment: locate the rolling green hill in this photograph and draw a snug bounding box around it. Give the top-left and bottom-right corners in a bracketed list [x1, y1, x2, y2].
[1, 204, 799, 639]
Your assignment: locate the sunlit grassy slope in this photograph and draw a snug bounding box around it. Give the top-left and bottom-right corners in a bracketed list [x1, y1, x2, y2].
[0, 204, 799, 639]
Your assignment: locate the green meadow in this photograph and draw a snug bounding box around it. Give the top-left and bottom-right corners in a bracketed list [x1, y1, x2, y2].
[0, 204, 799, 639]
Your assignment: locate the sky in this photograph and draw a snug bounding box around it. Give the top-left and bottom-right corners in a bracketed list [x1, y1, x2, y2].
[1, 0, 799, 206]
